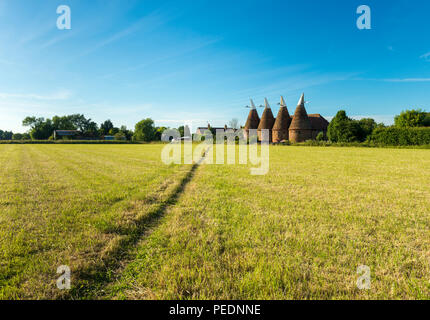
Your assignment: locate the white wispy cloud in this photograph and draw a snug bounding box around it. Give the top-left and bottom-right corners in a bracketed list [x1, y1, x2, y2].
[383, 78, 430, 82]
[0, 89, 72, 100]
[101, 37, 222, 79]
[38, 32, 76, 50]
[77, 11, 169, 59]
[354, 77, 430, 83]
[420, 52, 430, 61]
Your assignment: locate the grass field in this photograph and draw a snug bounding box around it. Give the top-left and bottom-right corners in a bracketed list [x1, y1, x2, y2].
[1, 144, 429, 299]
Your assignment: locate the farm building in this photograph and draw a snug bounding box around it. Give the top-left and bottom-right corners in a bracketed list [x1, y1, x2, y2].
[196, 124, 235, 135]
[244, 93, 329, 143]
[53, 130, 80, 140]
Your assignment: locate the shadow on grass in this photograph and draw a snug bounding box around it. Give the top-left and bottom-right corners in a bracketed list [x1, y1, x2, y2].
[68, 162, 200, 299]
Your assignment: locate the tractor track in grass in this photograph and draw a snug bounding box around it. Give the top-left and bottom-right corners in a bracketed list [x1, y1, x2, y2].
[68, 152, 207, 299]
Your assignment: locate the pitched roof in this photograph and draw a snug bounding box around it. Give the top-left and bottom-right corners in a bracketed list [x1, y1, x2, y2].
[244, 109, 260, 130]
[289, 93, 312, 130]
[273, 96, 291, 130]
[257, 98, 275, 130]
[308, 114, 329, 131]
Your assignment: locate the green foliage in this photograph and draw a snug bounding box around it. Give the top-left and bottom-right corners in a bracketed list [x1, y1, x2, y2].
[394, 109, 428, 128]
[370, 127, 430, 146]
[422, 113, 430, 127]
[316, 132, 325, 141]
[154, 126, 167, 141]
[52, 115, 76, 130]
[357, 118, 379, 140]
[12, 133, 23, 140]
[114, 132, 126, 140]
[11, 133, 30, 140]
[99, 119, 114, 136]
[119, 125, 133, 140]
[22, 117, 54, 140]
[133, 118, 156, 142]
[327, 111, 362, 142]
[177, 126, 185, 137]
[23, 114, 100, 140]
[109, 127, 120, 135]
[20, 115, 134, 141]
[0, 130, 13, 140]
[328, 111, 383, 143]
[0, 140, 138, 144]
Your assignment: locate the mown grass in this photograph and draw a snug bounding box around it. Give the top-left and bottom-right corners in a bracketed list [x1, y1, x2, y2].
[0, 144, 190, 299]
[107, 146, 430, 299]
[1, 144, 429, 299]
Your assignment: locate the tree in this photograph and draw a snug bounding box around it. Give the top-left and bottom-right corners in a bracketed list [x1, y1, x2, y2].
[178, 126, 185, 137]
[22, 116, 39, 128]
[52, 115, 76, 130]
[22, 133, 31, 140]
[154, 126, 167, 141]
[327, 110, 363, 142]
[99, 120, 114, 136]
[0, 130, 13, 140]
[22, 117, 53, 140]
[119, 125, 133, 140]
[133, 118, 156, 142]
[68, 114, 98, 136]
[81, 120, 99, 137]
[108, 127, 120, 135]
[394, 109, 427, 128]
[228, 118, 240, 130]
[357, 118, 378, 141]
[22, 114, 100, 140]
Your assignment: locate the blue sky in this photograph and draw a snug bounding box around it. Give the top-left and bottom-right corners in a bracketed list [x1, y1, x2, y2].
[1, 0, 430, 132]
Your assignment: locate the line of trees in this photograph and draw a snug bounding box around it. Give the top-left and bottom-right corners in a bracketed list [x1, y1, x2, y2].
[326, 111, 385, 143]
[0, 114, 168, 142]
[326, 109, 430, 145]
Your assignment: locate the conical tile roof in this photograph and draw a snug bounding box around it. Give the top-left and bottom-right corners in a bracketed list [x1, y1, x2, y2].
[289, 93, 312, 130]
[257, 98, 275, 130]
[273, 96, 291, 130]
[244, 99, 260, 130]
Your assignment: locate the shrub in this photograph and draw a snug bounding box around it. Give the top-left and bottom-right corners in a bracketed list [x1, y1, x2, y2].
[369, 127, 430, 146]
[316, 132, 325, 141]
